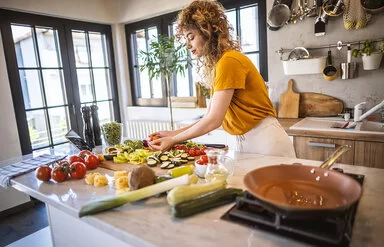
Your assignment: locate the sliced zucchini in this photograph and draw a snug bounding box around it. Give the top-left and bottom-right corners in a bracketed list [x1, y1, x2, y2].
[180, 153, 189, 159]
[180, 159, 188, 164]
[159, 153, 169, 162]
[172, 160, 182, 166]
[160, 161, 172, 169]
[187, 156, 195, 161]
[167, 163, 175, 169]
[147, 159, 158, 167]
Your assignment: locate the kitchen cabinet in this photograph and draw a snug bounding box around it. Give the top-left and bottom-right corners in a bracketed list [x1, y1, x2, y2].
[293, 136, 355, 165]
[192, 129, 236, 149]
[293, 136, 384, 169]
[354, 141, 384, 168]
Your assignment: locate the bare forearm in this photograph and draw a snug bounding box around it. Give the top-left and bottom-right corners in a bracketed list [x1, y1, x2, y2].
[172, 116, 221, 143]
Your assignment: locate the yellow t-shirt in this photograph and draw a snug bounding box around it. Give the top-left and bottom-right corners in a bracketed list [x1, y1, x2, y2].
[213, 50, 276, 135]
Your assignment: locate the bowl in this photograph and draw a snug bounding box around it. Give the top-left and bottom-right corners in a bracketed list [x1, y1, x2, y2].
[194, 161, 207, 178]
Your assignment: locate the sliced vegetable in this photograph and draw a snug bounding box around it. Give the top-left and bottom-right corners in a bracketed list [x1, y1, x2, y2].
[79, 174, 191, 217]
[160, 161, 172, 169]
[167, 180, 226, 206]
[147, 159, 158, 167]
[172, 188, 244, 218]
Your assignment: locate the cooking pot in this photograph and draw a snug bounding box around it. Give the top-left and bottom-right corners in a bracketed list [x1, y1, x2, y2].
[323, 50, 338, 81]
[243, 145, 362, 218]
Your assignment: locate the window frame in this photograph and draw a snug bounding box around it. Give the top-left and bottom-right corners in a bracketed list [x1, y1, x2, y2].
[125, 0, 267, 107]
[0, 9, 120, 154]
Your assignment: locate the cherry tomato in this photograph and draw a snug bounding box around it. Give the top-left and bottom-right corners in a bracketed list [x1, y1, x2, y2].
[69, 162, 87, 179]
[84, 154, 99, 169]
[151, 135, 160, 141]
[195, 149, 202, 156]
[68, 155, 85, 164]
[200, 155, 208, 164]
[201, 148, 207, 155]
[188, 149, 196, 157]
[78, 150, 92, 159]
[51, 166, 68, 183]
[35, 166, 52, 182]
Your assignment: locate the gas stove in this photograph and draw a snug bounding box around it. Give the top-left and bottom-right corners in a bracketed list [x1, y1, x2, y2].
[221, 169, 364, 246]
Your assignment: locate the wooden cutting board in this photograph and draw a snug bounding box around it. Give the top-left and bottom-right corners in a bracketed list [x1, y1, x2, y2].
[278, 79, 300, 118]
[299, 92, 344, 117]
[99, 160, 168, 176]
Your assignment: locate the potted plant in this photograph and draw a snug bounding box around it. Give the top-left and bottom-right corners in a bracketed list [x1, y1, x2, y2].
[139, 35, 191, 130]
[352, 40, 383, 70]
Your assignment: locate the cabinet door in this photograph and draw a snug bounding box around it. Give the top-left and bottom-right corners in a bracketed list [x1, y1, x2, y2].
[294, 136, 354, 165]
[354, 141, 384, 168]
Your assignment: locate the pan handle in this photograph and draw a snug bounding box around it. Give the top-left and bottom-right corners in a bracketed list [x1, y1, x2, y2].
[320, 144, 351, 169]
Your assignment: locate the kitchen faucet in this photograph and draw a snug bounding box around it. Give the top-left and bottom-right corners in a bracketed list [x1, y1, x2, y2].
[354, 100, 384, 122]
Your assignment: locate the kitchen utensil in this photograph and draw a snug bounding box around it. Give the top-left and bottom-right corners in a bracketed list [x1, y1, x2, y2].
[307, 0, 319, 17]
[288, 47, 310, 61]
[314, 0, 326, 36]
[299, 92, 344, 117]
[323, 50, 338, 81]
[341, 44, 357, 79]
[278, 79, 300, 118]
[267, 3, 292, 28]
[323, 0, 345, 16]
[243, 145, 362, 218]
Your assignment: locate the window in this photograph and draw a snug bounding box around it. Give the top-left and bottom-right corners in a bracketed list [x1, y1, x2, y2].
[0, 9, 120, 155]
[125, 0, 267, 107]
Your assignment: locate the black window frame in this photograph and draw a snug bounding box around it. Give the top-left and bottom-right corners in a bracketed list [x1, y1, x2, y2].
[125, 0, 267, 107]
[0, 9, 120, 155]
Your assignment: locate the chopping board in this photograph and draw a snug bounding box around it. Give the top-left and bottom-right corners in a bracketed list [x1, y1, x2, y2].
[299, 92, 344, 117]
[278, 79, 300, 118]
[99, 160, 168, 176]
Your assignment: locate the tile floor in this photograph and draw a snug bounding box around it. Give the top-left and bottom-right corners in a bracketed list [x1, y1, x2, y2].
[0, 199, 49, 246]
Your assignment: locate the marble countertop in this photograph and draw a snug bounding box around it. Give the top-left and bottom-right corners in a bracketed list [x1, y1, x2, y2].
[6, 151, 384, 247]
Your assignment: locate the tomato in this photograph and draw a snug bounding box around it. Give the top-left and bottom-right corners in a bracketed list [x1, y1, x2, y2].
[35, 166, 52, 182]
[200, 155, 208, 164]
[51, 166, 68, 183]
[188, 149, 196, 157]
[195, 149, 202, 156]
[151, 135, 160, 141]
[78, 150, 92, 159]
[201, 147, 207, 155]
[195, 159, 202, 165]
[84, 154, 99, 169]
[68, 155, 85, 164]
[69, 162, 87, 179]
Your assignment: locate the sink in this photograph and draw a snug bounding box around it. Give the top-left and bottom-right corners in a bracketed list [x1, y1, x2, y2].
[290, 117, 384, 135]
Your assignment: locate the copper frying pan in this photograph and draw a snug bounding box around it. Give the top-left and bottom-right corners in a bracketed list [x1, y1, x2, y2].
[243, 145, 362, 217]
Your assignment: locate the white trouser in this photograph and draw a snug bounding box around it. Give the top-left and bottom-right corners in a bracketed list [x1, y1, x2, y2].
[234, 116, 296, 158]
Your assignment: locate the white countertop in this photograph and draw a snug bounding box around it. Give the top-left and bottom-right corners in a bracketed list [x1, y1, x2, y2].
[5, 151, 384, 247]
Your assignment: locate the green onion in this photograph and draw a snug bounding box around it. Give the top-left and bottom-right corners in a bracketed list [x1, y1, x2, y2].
[79, 174, 190, 217]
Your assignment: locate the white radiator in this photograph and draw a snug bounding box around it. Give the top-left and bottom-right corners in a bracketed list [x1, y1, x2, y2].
[125, 120, 180, 140]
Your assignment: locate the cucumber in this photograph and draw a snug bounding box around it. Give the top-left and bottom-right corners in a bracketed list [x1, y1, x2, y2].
[171, 188, 244, 218]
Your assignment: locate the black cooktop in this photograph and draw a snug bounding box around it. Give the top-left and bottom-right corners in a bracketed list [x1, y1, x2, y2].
[221, 169, 364, 247]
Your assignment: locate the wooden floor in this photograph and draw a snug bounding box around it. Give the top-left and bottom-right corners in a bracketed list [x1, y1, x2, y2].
[0, 198, 48, 246]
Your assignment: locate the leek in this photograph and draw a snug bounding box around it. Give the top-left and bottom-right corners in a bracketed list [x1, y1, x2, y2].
[79, 174, 190, 217]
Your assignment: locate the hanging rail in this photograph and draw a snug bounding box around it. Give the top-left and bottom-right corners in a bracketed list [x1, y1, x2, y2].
[276, 38, 384, 55]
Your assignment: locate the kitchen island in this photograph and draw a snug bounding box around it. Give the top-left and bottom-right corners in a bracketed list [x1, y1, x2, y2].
[6, 151, 384, 247]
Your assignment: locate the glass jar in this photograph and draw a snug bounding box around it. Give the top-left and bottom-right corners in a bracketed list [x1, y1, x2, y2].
[204, 149, 229, 183]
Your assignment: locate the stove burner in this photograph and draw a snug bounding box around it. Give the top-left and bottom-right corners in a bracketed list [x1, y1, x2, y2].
[221, 170, 364, 246]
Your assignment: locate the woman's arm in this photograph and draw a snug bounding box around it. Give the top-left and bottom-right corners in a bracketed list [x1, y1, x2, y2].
[149, 89, 234, 150]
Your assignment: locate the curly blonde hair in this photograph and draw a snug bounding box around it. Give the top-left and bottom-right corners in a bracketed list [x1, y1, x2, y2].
[176, 0, 241, 87]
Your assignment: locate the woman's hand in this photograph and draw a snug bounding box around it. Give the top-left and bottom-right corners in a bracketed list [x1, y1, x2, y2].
[148, 130, 175, 139]
[148, 136, 176, 152]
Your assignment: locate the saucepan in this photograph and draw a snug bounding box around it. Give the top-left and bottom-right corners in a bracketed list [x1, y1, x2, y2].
[323, 50, 338, 81]
[243, 145, 362, 218]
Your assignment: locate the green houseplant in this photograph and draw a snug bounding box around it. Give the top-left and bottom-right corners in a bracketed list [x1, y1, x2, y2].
[139, 35, 191, 129]
[352, 40, 383, 70]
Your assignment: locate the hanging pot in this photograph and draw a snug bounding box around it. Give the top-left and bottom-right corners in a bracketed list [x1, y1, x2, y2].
[362, 52, 383, 70]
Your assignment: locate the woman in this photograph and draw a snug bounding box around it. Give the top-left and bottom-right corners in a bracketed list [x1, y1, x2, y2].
[149, 0, 296, 158]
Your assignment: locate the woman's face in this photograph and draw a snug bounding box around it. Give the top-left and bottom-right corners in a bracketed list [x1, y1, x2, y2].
[183, 28, 206, 58]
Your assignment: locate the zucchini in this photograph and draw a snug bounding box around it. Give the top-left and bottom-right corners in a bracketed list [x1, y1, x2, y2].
[159, 153, 169, 162]
[180, 153, 189, 159]
[180, 159, 188, 164]
[172, 188, 244, 218]
[147, 159, 158, 167]
[160, 161, 172, 169]
[187, 156, 195, 161]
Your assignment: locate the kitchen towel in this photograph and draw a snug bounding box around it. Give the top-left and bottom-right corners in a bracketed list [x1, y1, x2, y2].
[0, 154, 66, 188]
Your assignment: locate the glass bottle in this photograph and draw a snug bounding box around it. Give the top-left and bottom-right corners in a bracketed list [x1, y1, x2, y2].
[204, 149, 229, 183]
[90, 105, 102, 146]
[81, 105, 95, 148]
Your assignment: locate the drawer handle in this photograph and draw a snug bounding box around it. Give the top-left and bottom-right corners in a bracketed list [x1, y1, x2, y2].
[308, 142, 336, 148]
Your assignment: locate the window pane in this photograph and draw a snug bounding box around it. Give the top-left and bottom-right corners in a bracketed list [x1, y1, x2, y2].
[42, 69, 66, 106]
[27, 110, 49, 149]
[148, 27, 158, 42]
[176, 73, 189, 97]
[246, 53, 260, 70]
[151, 77, 162, 98]
[77, 69, 93, 103]
[12, 25, 38, 67]
[94, 69, 111, 100]
[89, 32, 108, 67]
[240, 6, 259, 52]
[36, 27, 61, 68]
[226, 10, 237, 39]
[19, 69, 43, 109]
[48, 107, 69, 144]
[97, 101, 113, 125]
[72, 30, 89, 67]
